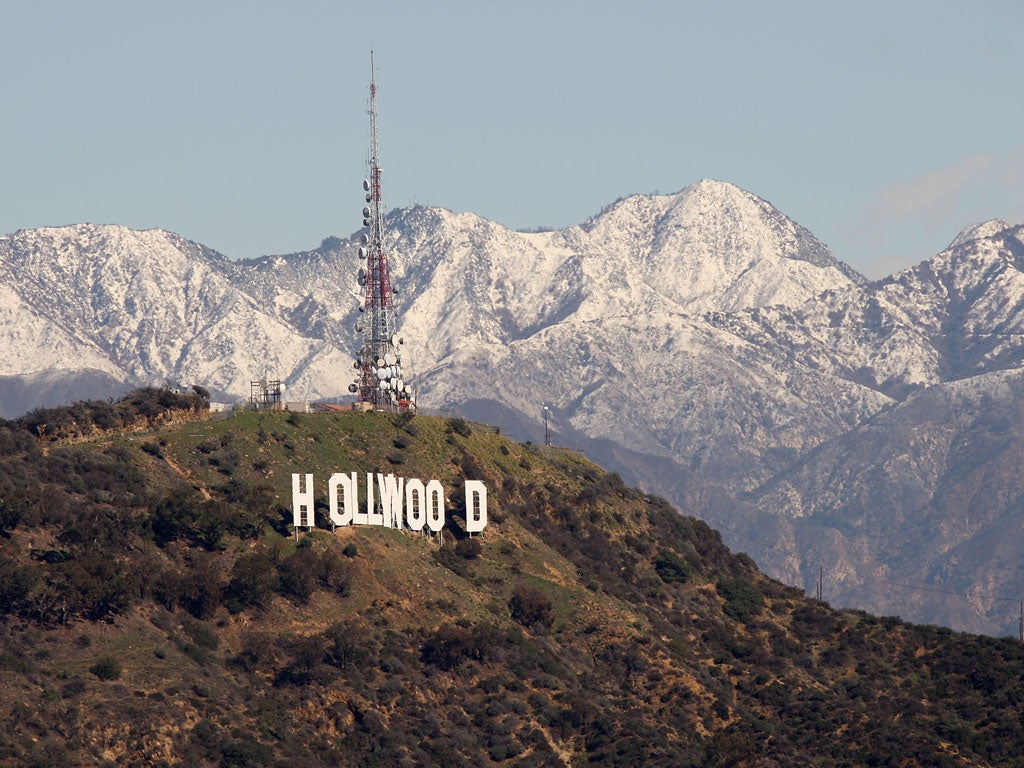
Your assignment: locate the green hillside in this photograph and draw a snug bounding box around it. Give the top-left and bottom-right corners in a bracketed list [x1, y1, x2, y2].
[0, 389, 1022, 767]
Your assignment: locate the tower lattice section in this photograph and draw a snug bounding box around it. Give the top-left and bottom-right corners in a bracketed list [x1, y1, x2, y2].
[350, 53, 413, 411]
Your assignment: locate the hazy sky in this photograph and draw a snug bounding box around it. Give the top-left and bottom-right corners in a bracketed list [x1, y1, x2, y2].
[3, 1, 1022, 278]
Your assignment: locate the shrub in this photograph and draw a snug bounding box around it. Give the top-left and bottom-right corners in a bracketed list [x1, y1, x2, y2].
[435, 546, 469, 577]
[717, 578, 765, 622]
[61, 679, 87, 698]
[455, 538, 482, 560]
[460, 454, 487, 481]
[0, 564, 36, 615]
[225, 551, 277, 612]
[26, 738, 70, 768]
[447, 418, 472, 437]
[421, 624, 476, 670]
[654, 552, 692, 584]
[509, 585, 554, 629]
[179, 556, 224, 619]
[182, 617, 220, 651]
[151, 490, 230, 550]
[140, 441, 164, 458]
[278, 547, 318, 603]
[89, 655, 122, 681]
[316, 548, 354, 595]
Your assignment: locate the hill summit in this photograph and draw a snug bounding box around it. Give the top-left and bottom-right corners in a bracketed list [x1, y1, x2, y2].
[0, 390, 1023, 766]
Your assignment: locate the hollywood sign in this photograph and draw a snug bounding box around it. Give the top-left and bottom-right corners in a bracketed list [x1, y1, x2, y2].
[292, 473, 487, 533]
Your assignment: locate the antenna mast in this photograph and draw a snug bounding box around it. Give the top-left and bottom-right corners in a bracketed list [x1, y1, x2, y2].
[350, 52, 413, 411]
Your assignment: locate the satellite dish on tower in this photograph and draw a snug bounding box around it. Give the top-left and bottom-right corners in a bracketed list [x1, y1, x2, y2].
[351, 56, 414, 414]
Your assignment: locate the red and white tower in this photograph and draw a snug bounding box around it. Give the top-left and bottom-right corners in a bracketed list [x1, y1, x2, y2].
[349, 53, 413, 411]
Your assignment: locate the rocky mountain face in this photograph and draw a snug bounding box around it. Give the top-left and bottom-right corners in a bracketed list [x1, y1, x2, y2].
[3, 180, 1024, 634]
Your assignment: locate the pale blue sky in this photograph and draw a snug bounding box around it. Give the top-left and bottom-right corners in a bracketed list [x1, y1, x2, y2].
[3, 0, 1022, 278]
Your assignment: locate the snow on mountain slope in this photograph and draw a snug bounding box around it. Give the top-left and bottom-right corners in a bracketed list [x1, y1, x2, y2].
[0, 280, 123, 377]
[580, 180, 860, 313]
[5, 181, 1024, 633]
[698, 222, 1024, 404]
[0, 225, 350, 407]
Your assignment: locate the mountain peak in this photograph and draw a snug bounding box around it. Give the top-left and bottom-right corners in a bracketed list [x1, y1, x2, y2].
[948, 218, 1015, 249]
[681, 177, 751, 199]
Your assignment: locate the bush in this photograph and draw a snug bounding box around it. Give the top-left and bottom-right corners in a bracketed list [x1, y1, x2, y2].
[89, 655, 122, 681]
[278, 547, 318, 603]
[421, 623, 500, 670]
[179, 556, 224, 619]
[225, 551, 278, 612]
[455, 538, 482, 560]
[447, 418, 472, 438]
[509, 585, 554, 629]
[717, 578, 765, 622]
[316, 548, 354, 595]
[182, 617, 220, 651]
[654, 552, 692, 584]
[26, 738, 70, 768]
[435, 546, 469, 577]
[141, 441, 164, 458]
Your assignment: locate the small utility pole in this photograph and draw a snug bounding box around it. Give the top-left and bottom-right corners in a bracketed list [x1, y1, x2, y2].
[815, 566, 823, 603]
[543, 405, 551, 447]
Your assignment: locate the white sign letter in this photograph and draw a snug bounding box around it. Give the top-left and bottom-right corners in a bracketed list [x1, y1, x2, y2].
[378, 473, 405, 529]
[426, 479, 445, 533]
[405, 478, 426, 531]
[368, 473, 385, 526]
[465, 480, 487, 533]
[291, 474, 315, 529]
[354, 473, 370, 525]
[328, 472, 356, 527]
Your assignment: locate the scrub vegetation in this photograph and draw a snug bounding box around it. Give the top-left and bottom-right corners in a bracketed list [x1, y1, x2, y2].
[0, 389, 1022, 766]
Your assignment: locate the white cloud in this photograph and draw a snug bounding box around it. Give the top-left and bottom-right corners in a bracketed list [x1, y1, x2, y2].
[847, 148, 1024, 278]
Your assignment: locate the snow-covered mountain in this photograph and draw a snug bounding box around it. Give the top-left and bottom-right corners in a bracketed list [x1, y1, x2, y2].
[3, 179, 1024, 634]
[0, 224, 351, 410]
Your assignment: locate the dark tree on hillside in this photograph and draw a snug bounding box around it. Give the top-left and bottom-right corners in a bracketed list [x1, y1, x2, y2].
[509, 585, 553, 629]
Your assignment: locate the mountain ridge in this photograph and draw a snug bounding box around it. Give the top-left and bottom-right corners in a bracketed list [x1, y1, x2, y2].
[3, 178, 1024, 635]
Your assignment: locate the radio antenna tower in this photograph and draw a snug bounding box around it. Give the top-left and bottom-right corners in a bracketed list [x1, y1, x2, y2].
[349, 52, 414, 411]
